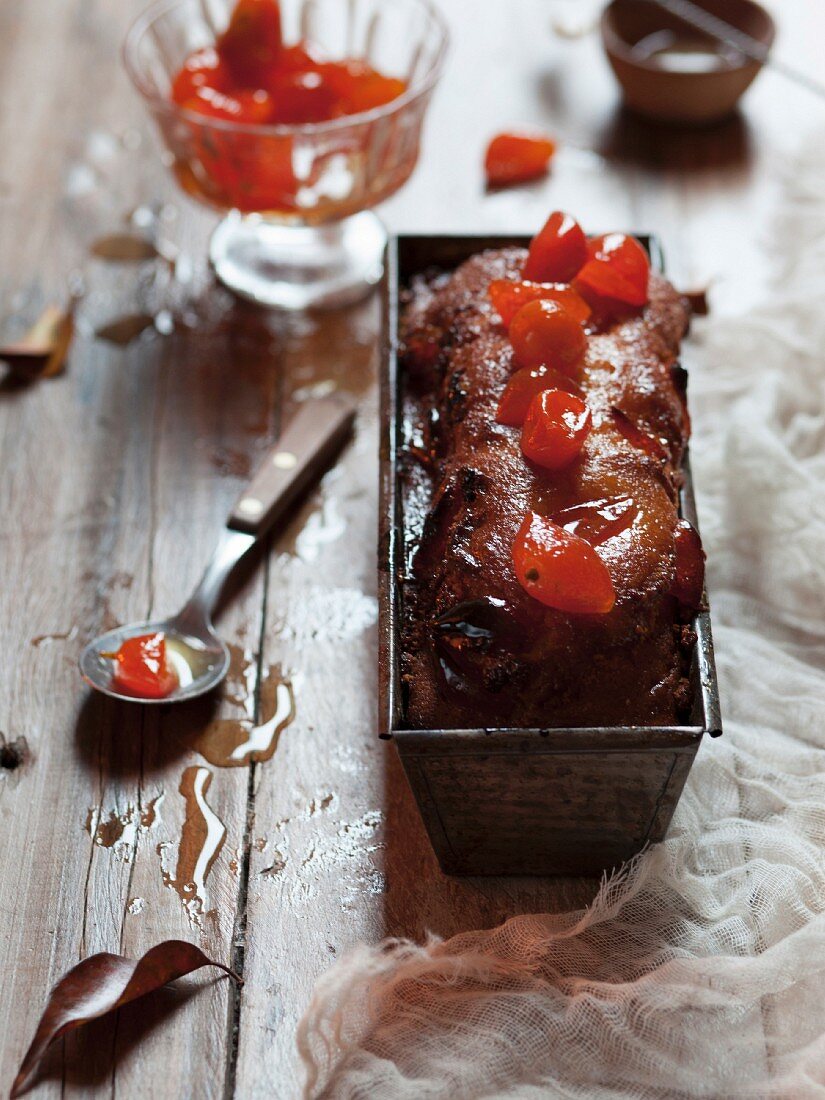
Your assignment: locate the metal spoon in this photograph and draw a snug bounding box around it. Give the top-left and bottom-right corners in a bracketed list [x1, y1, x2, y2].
[79, 394, 356, 704]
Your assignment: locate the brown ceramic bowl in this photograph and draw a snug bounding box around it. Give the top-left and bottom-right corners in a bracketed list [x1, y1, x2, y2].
[601, 0, 775, 124]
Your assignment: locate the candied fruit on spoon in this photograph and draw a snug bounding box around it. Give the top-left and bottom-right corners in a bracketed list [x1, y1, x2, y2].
[488, 279, 591, 328]
[496, 366, 582, 427]
[484, 131, 556, 188]
[574, 233, 650, 309]
[512, 512, 615, 614]
[509, 299, 588, 373]
[523, 211, 588, 283]
[105, 633, 179, 700]
[521, 389, 592, 470]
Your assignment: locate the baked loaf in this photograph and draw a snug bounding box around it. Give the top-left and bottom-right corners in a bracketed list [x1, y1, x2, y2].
[400, 246, 696, 730]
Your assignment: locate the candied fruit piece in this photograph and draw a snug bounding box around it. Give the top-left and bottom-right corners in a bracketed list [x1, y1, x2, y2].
[182, 86, 274, 124]
[496, 366, 582, 427]
[484, 131, 556, 188]
[217, 0, 283, 87]
[523, 211, 588, 283]
[552, 496, 638, 546]
[509, 299, 588, 373]
[276, 44, 322, 73]
[512, 512, 616, 614]
[341, 69, 406, 112]
[611, 407, 669, 462]
[488, 279, 591, 328]
[574, 233, 650, 309]
[171, 47, 230, 103]
[521, 389, 591, 470]
[320, 60, 405, 113]
[267, 69, 341, 124]
[108, 633, 179, 699]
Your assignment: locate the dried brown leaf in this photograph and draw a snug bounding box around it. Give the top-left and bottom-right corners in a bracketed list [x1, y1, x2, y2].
[11, 940, 241, 1098]
[0, 304, 74, 381]
[90, 233, 159, 262]
[95, 312, 155, 346]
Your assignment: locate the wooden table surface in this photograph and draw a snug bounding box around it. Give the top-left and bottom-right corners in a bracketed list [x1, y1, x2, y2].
[1, 1, 822, 1096]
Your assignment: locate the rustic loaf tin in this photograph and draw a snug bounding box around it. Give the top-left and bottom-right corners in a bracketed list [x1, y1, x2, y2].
[378, 233, 722, 877]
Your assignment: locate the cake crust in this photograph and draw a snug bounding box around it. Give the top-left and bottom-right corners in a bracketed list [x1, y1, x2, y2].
[399, 246, 694, 730]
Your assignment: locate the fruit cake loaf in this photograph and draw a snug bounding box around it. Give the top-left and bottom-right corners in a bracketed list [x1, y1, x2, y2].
[399, 212, 704, 730]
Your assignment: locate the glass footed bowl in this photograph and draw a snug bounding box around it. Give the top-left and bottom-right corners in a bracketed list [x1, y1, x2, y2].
[124, 0, 448, 309]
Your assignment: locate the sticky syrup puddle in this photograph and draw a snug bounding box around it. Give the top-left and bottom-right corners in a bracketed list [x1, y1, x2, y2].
[87, 647, 295, 927]
[85, 792, 164, 862]
[195, 680, 295, 768]
[158, 766, 225, 929]
[160, 651, 294, 925]
[188, 644, 296, 768]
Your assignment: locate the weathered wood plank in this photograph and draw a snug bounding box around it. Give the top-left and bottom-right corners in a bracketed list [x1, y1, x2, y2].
[0, 2, 277, 1095]
[0, 1, 167, 1092]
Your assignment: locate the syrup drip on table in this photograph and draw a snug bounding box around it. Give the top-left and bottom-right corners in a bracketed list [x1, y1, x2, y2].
[195, 675, 295, 768]
[85, 793, 164, 862]
[161, 644, 296, 768]
[158, 766, 226, 929]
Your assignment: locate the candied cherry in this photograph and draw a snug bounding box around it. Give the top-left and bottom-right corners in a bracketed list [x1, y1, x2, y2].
[317, 59, 405, 114]
[171, 47, 230, 103]
[276, 44, 322, 73]
[521, 389, 591, 470]
[267, 69, 340, 124]
[574, 233, 650, 309]
[484, 131, 556, 189]
[611, 407, 669, 462]
[552, 496, 638, 546]
[523, 211, 588, 283]
[671, 519, 705, 610]
[496, 366, 582, 427]
[488, 279, 591, 328]
[217, 0, 284, 87]
[512, 512, 616, 614]
[183, 86, 273, 124]
[227, 134, 297, 211]
[108, 633, 179, 700]
[509, 299, 588, 373]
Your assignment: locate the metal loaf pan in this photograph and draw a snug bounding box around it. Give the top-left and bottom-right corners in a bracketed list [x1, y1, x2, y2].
[378, 233, 722, 877]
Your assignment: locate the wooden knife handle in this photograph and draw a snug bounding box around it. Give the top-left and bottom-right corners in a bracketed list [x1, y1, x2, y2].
[228, 394, 356, 536]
